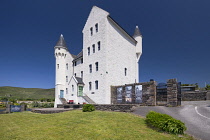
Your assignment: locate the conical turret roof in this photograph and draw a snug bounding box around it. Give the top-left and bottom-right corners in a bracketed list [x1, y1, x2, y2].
[133, 26, 142, 38]
[55, 34, 67, 48]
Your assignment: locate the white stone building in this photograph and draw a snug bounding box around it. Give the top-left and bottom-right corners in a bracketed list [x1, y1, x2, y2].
[54, 6, 142, 107]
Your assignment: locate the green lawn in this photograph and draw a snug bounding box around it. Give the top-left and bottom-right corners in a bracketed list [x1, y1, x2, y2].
[0, 110, 193, 140]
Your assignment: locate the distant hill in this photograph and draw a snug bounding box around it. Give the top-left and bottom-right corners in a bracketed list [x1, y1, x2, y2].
[0, 86, 55, 100]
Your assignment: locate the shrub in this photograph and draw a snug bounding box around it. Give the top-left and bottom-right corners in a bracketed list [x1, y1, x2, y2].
[146, 111, 186, 134]
[82, 104, 95, 112]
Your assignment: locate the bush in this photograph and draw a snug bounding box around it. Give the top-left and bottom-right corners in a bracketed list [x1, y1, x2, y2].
[146, 111, 186, 134]
[82, 104, 95, 112]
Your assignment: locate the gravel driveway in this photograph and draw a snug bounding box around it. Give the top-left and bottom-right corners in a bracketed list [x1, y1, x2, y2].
[132, 101, 210, 140]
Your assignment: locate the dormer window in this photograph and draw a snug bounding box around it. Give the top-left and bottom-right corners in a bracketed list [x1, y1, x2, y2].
[90, 27, 93, 36]
[95, 23, 98, 32]
[92, 44, 95, 53]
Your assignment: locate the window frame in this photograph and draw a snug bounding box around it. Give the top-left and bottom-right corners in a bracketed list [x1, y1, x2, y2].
[95, 23, 98, 33]
[88, 47, 90, 55]
[90, 27, 93, 36]
[95, 62, 98, 71]
[92, 44, 95, 53]
[95, 80, 98, 90]
[89, 82, 92, 90]
[125, 68, 127, 76]
[98, 41, 100, 51]
[89, 64, 92, 73]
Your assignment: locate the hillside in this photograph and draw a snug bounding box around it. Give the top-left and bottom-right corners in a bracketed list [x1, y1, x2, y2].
[0, 86, 55, 100]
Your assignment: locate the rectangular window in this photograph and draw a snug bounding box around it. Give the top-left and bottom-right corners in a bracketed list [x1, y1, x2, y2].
[66, 63, 68, 70]
[89, 64, 92, 73]
[74, 61, 77, 66]
[81, 58, 83, 64]
[66, 88, 68, 94]
[89, 82, 92, 90]
[57, 64, 59, 69]
[95, 23, 98, 32]
[88, 47, 90, 55]
[72, 85, 74, 92]
[90, 27, 93, 36]
[95, 80, 98, 90]
[125, 68, 127, 76]
[95, 62, 98, 71]
[66, 76, 68, 82]
[98, 41, 100, 51]
[81, 71, 83, 79]
[75, 73, 76, 77]
[92, 44, 95, 53]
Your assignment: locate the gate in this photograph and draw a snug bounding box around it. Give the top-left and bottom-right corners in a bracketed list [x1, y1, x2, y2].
[156, 83, 167, 105]
[177, 82, 182, 106]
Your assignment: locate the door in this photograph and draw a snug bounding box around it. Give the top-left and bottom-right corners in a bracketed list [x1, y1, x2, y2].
[60, 90, 64, 98]
[78, 86, 83, 96]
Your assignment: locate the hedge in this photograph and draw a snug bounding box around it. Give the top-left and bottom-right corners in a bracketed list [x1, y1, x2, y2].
[146, 111, 187, 134]
[82, 104, 95, 112]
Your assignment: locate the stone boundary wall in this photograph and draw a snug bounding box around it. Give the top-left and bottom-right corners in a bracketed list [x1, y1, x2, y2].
[111, 81, 156, 106]
[167, 79, 178, 107]
[207, 91, 210, 100]
[182, 91, 207, 101]
[94, 104, 138, 112]
[57, 104, 138, 112]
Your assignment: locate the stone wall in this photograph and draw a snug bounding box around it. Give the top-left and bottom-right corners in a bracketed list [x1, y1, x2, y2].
[207, 91, 210, 100]
[94, 104, 138, 112]
[167, 79, 179, 107]
[111, 81, 156, 106]
[182, 91, 207, 101]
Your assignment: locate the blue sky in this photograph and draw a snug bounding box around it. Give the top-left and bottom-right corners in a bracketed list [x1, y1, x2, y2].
[0, 0, 209, 88]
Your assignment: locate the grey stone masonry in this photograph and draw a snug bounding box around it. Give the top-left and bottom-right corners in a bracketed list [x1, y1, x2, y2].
[207, 91, 210, 100]
[182, 91, 207, 101]
[111, 81, 157, 106]
[167, 79, 178, 107]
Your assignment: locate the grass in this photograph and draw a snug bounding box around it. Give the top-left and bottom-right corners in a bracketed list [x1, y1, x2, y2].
[0, 86, 54, 100]
[0, 110, 194, 140]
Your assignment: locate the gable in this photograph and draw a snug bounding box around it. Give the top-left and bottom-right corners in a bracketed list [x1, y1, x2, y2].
[82, 6, 109, 33]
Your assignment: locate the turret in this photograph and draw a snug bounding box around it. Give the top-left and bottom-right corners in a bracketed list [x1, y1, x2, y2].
[54, 34, 68, 107]
[133, 26, 142, 61]
[133, 26, 142, 83]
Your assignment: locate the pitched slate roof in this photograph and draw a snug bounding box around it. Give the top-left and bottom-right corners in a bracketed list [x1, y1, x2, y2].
[73, 50, 83, 62]
[107, 16, 137, 44]
[133, 26, 142, 38]
[55, 34, 67, 48]
[75, 77, 84, 84]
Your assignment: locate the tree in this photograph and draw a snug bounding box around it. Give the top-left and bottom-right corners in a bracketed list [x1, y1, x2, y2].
[205, 84, 210, 90]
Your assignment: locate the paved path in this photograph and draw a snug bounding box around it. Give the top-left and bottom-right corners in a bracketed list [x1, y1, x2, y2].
[132, 101, 210, 140]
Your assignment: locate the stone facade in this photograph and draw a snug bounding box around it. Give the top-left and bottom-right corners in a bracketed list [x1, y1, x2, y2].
[182, 91, 207, 101]
[167, 79, 180, 107]
[111, 81, 156, 106]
